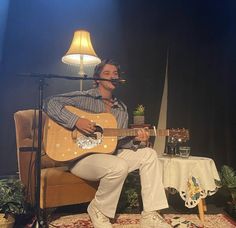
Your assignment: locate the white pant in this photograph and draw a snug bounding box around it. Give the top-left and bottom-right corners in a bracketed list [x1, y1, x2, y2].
[70, 147, 169, 218]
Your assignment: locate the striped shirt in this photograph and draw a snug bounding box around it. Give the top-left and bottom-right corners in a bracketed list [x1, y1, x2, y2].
[43, 88, 137, 150]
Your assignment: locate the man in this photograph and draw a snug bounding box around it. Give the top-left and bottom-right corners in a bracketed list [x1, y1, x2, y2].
[44, 59, 171, 228]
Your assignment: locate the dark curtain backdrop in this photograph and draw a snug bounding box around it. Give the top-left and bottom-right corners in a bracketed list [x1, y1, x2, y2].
[0, 0, 236, 175]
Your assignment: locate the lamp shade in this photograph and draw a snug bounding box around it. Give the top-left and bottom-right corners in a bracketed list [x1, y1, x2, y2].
[62, 30, 101, 65]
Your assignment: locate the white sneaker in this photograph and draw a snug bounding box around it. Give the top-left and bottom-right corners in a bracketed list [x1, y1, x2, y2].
[87, 200, 112, 228]
[140, 211, 172, 228]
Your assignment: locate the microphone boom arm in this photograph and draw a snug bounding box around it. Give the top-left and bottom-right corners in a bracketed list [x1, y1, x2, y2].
[18, 73, 126, 83]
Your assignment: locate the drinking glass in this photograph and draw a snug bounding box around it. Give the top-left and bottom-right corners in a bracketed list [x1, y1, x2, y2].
[179, 146, 191, 158]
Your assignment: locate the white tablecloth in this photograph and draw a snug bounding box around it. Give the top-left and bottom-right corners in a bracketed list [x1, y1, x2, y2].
[158, 156, 221, 208]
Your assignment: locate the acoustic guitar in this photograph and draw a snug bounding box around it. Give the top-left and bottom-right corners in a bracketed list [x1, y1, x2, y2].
[44, 106, 189, 161]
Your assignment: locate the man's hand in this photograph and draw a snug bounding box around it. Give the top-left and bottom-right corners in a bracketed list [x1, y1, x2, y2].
[75, 118, 96, 134]
[134, 128, 150, 142]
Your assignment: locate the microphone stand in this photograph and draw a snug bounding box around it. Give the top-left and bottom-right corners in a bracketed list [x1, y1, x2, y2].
[18, 73, 125, 227]
[36, 77, 45, 227]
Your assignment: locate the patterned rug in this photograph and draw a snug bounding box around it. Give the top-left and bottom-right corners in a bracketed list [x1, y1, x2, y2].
[49, 213, 236, 228]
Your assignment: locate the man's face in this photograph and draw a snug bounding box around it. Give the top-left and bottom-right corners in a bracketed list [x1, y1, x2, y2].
[98, 64, 119, 92]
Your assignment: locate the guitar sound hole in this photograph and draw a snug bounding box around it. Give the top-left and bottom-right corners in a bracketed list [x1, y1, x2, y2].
[90, 125, 103, 140]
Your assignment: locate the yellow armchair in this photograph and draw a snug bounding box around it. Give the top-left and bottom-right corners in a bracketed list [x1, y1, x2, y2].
[14, 109, 98, 210]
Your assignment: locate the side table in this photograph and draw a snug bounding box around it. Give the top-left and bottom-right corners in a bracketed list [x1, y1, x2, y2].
[158, 155, 221, 222]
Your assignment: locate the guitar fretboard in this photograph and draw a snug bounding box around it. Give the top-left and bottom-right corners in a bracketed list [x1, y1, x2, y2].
[103, 128, 169, 137]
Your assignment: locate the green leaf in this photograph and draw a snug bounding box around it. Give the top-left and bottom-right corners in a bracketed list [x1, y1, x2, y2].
[0, 178, 27, 215]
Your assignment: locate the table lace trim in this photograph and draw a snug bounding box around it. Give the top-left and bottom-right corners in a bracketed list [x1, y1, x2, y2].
[168, 176, 220, 208]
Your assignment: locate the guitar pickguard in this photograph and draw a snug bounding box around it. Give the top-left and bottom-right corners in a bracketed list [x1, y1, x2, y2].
[76, 126, 103, 149]
[76, 135, 102, 149]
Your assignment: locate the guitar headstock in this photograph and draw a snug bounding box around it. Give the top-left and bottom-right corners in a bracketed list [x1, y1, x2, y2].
[169, 128, 190, 142]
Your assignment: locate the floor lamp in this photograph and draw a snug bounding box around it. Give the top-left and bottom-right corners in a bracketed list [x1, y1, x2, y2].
[62, 30, 101, 90]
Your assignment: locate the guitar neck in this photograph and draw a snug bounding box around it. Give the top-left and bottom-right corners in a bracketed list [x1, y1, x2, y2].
[103, 128, 169, 137]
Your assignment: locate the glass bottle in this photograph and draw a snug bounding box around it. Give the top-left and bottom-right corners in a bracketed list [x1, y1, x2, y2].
[165, 136, 178, 156]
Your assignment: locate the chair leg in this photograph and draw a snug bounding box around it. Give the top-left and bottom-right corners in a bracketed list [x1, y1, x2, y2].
[203, 198, 207, 212]
[197, 199, 205, 223]
[34, 209, 48, 228]
[42, 209, 48, 227]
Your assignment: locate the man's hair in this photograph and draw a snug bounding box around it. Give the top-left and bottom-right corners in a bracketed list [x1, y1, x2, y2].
[93, 59, 121, 82]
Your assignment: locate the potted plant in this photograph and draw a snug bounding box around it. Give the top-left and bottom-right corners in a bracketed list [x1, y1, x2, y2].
[133, 104, 145, 125]
[0, 178, 27, 228]
[220, 165, 236, 219]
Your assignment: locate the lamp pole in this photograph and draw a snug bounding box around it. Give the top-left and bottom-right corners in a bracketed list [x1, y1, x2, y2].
[79, 55, 85, 91]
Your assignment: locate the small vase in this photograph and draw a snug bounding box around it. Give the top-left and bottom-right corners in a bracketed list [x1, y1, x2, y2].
[133, 116, 145, 125]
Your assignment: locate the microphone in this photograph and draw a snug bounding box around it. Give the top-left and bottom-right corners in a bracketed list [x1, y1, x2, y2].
[110, 78, 126, 84]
